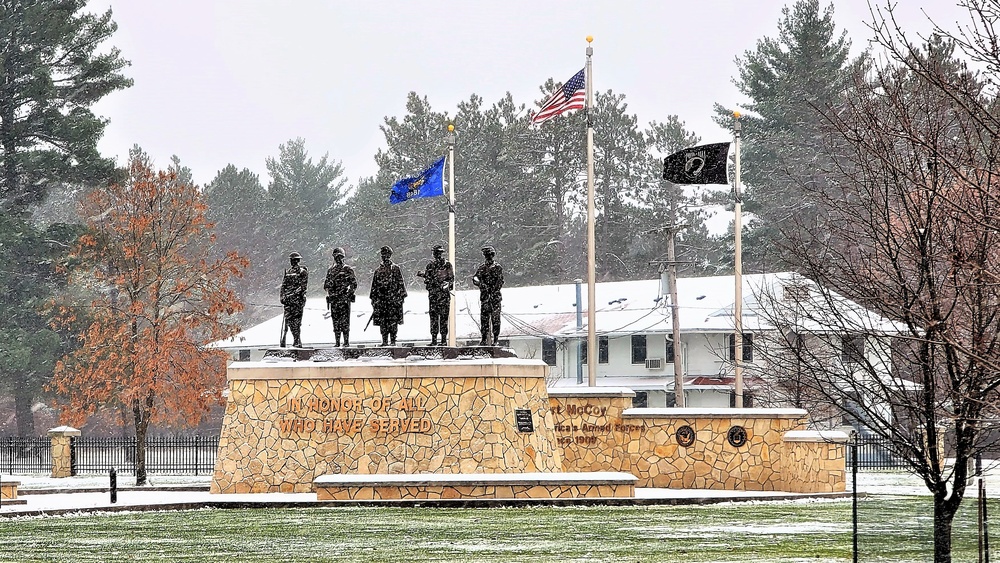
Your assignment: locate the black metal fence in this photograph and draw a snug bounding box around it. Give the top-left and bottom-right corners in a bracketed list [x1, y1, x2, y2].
[0, 437, 52, 474]
[71, 436, 220, 475]
[0, 435, 219, 475]
[848, 434, 909, 470]
[3, 433, 905, 475]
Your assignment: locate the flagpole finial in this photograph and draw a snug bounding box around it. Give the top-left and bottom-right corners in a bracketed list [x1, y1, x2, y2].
[448, 124, 455, 133]
[586, 35, 593, 43]
[733, 110, 741, 120]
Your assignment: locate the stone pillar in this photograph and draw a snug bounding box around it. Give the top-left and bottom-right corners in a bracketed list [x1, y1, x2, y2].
[48, 426, 81, 478]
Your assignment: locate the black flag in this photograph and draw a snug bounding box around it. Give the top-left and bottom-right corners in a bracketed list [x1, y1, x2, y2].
[663, 142, 731, 185]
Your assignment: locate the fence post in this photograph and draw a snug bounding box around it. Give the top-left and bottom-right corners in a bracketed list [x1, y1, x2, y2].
[47, 426, 81, 478]
[109, 467, 117, 504]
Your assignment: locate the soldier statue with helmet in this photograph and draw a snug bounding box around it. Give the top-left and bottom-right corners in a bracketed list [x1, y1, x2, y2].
[416, 244, 454, 346]
[279, 251, 308, 348]
[369, 245, 407, 346]
[324, 247, 357, 347]
[473, 245, 504, 346]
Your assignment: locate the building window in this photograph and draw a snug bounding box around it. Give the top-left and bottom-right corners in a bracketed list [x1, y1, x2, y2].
[238, 349, 250, 361]
[665, 337, 675, 363]
[542, 338, 557, 366]
[580, 336, 609, 364]
[729, 389, 754, 408]
[782, 284, 810, 301]
[633, 391, 648, 408]
[729, 333, 753, 362]
[631, 334, 647, 364]
[842, 334, 865, 364]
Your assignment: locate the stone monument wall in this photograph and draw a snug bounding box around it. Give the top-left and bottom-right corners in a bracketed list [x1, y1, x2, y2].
[548, 388, 846, 493]
[211, 358, 561, 494]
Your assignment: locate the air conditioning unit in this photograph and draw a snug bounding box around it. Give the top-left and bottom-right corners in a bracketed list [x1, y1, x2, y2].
[645, 358, 663, 370]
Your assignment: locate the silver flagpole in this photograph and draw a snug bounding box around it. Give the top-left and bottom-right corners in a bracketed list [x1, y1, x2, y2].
[586, 36, 597, 387]
[733, 111, 744, 408]
[447, 123, 457, 347]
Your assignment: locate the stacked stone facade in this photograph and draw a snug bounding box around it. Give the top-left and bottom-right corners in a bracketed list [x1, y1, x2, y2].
[210, 361, 847, 496]
[211, 359, 562, 494]
[548, 388, 846, 493]
[315, 482, 633, 501]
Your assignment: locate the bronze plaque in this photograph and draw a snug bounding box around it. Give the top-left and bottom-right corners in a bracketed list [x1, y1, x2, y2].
[727, 425, 748, 447]
[675, 425, 696, 447]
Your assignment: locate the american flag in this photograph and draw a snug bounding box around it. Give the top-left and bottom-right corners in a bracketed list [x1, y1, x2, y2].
[531, 68, 586, 125]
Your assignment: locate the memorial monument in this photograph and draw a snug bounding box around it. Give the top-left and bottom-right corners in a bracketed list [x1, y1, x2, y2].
[211, 246, 845, 500]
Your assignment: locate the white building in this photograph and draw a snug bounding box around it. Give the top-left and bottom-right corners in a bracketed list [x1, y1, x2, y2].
[213, 272, 901, 415]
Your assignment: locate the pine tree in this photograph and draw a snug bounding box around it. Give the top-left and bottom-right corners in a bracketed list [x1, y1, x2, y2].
[343, 92, 450, 284]
[265, 138, 349, 270]
[205, 165, 275, 320]
[714, 0, 863, 271]
[0, 0, 130, 434]
[0, 0, 131, 213]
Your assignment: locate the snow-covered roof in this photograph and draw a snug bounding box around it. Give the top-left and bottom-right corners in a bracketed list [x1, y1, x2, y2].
[211, 272, 898, 350]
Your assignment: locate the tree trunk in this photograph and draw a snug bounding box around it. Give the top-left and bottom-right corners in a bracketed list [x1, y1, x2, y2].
[933, 491, 956, 563]
[12, 372, 35, 437]
[131, 392, 154, 486]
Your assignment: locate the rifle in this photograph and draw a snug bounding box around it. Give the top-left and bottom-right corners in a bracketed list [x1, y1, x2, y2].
[364, 312, 374, 331]
[279, 310, 287, 347]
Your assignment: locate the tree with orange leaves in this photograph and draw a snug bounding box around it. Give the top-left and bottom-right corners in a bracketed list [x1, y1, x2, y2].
[50, 149, 248, 485]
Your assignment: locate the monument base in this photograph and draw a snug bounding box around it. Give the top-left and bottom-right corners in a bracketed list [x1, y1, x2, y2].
[211, 355, 567, 494]
[313, 471, 636, 501]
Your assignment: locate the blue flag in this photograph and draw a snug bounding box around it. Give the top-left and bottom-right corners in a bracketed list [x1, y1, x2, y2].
[389, 156, 446, 204]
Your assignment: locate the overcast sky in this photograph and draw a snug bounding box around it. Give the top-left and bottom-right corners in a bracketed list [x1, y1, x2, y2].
[84, 1, 971, 190]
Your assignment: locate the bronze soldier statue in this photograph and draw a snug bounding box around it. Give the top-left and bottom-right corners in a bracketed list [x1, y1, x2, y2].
[280, 251, 308, 348]
[324, 247, 357, 347]
[473, 245, 504, 346]
[416, 244, 454, 346]
[369, 245, 407, 346]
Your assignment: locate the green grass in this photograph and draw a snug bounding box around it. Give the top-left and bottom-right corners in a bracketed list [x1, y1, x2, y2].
[0, 497, 995, 562]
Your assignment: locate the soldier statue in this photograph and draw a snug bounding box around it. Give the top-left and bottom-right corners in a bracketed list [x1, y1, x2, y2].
[473, 245, 504, 346]
[369, 245, 407, 346]
[280, 251, 308, 348]
[323, 247, 357, 347]
[416, 244, 454, 346]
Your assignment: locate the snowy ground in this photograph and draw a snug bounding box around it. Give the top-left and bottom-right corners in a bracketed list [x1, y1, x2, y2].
[2, 460, 998, 517]
[11, 458, 1000, 494]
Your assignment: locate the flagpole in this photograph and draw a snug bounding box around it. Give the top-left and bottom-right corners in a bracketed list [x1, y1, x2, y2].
[585, 36, 597, 387]
[733, 111, 744, 408]
[447, 123, 457, 347]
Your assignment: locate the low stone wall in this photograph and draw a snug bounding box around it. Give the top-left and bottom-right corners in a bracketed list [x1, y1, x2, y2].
[313, 472, 636, 501]
[0, 481, 19, 501]
[781, 430, 847, 493]
[211, 358, 562, 494]
[548, 388, 846, 493]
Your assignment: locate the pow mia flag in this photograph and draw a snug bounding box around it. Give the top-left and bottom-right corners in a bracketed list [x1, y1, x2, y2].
[662, 142, 731, 185]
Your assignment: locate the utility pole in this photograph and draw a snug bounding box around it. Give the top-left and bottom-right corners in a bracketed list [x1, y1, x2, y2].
[646, 212, 688, 407]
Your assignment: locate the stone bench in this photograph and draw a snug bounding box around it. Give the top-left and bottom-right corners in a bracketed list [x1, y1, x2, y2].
[314, 471, 637, 501]
[1, 481, 26, 506]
